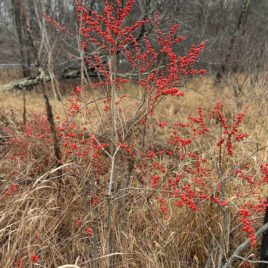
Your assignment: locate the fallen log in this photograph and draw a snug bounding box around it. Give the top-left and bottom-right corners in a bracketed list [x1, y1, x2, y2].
[1, 74, 51, 91]
[0, 68, 99, 92]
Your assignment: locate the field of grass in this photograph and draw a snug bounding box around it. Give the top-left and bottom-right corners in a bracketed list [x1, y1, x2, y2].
[0, 72, 268, 268]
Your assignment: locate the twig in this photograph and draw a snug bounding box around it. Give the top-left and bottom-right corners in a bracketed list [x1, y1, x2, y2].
[223, 222, 268, 268]
[234, 255, 268, 265]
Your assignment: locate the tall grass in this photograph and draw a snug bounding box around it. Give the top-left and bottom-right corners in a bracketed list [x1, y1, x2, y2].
[0, 75, 268, 267]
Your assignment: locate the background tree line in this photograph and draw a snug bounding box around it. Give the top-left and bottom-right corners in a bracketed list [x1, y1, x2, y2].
[0, 0, 268, 85]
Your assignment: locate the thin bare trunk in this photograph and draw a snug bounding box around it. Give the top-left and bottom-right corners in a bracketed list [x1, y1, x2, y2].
[216, 0, 251, 81]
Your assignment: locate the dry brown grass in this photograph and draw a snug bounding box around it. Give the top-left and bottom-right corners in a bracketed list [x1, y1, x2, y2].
[0, 75, 268, 267]
[0, 68, 23, 85]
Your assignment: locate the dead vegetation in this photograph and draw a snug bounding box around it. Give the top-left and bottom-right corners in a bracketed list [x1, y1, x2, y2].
[0, 74, 268, 268]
